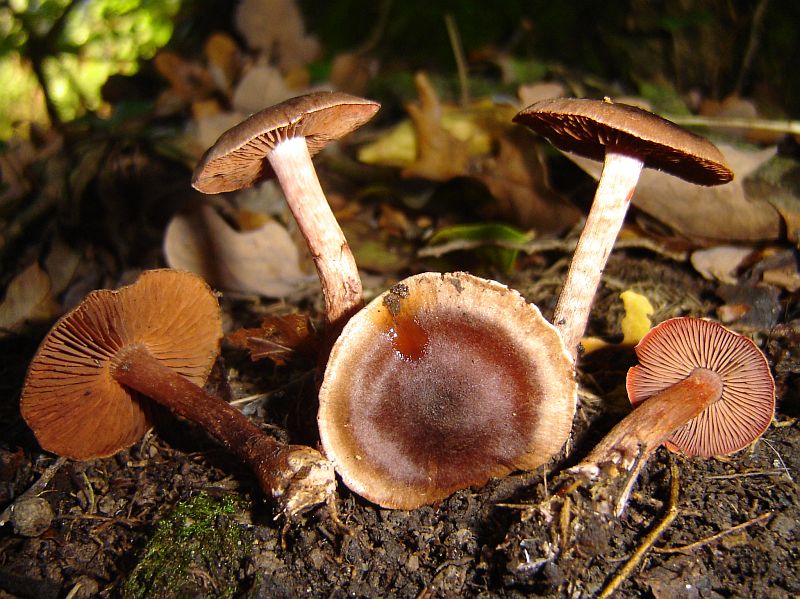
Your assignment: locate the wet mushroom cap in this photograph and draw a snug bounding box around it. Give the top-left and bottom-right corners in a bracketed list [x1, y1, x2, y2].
[191, 91, 381, 193]
[20, 270, 223, 460]
[513, 98, 733, 186]
[627, 317, 775, 458]
[318, 271, 577, 509]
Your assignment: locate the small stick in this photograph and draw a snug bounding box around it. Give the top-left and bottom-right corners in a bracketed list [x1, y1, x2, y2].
[445, 13, 470, 106]
[597, 459, 680, 599]
[417, 233, 687, 262]
[653, 512, 772, 555]
[667, 114, 800, 136]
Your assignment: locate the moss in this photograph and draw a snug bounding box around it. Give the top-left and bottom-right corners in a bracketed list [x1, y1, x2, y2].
[122, 493, 252, 599]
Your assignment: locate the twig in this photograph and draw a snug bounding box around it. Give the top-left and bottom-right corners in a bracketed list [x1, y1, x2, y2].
[0, 456, 67, 527]
[735, 0, 771, 95]
[597, 459, 680, 599]
[444, 13, 470, 106]
[653, 512, 772, 555]
[418, 235, 687, 262]
[705, 469, 786, 480]
[666, 114, 800, 136]
[760, 438, 794, 483]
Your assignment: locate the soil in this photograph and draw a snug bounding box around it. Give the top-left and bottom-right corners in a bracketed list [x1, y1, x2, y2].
[1, 150, 798, 599]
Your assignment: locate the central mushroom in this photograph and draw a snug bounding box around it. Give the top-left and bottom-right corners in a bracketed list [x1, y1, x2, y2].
[318, 272, 577, 509]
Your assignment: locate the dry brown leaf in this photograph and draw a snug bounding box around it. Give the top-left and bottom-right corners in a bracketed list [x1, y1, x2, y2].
[234, 0, 319, 70]
[164, 203, 312, 297]
[153, 51, 213, 102]
[192, 111, 247, 151]
[204, 32, 241, 94]
[43, 237, 81, 296]
[517, 81, 565, 108]
[0, 263, 59, 336]
[402, 72, 471, 181]
[330, 52, 375, 96]
[232, 64, 294, 115]
[568, 143, 781, 241]
[690, 246, 753, 284]
[476, 128, 580, 233]
[227, 312, 318, 364]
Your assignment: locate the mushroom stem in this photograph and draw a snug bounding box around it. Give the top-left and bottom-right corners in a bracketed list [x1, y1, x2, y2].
[553, 150, 644, 356]
[571, 367, 722, 479]
[110, 343, 335, 517]
[267, 136, 364, 336]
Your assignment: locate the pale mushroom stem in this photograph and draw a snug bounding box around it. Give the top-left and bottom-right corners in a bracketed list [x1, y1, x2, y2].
[553, 150, 644, 357]
[110, 343, 335, 517]
[267, 136, 364, 337]
[569, 367, 722, 515]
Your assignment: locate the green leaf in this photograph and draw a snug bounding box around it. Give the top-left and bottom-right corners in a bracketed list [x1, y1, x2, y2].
[428, 222, 532, 273]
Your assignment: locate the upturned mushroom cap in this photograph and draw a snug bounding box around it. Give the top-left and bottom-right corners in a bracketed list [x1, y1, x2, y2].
[192, 91, 380, 193]
[513, 98, 733, 186]
[627, 317, 775, 458]
[20, 270, 223, 460]
[318, 271, 577, 509]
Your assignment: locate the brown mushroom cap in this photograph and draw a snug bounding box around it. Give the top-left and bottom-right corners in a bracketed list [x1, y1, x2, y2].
[191, 91, 380, 194]
[318, 271, 576, 509]
[627, 317, 775, 458]
[20, 270, 223, 460]
[513, 98, 733, 186]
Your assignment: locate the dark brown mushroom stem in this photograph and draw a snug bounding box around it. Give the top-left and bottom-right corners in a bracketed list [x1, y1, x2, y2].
[266, 136, 362, 335]
[111, 343, 334, 516]
[20, 270, 335, 520]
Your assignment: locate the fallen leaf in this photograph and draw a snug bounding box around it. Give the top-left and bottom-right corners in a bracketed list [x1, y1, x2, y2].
[427, 222, 532, 272]
[716, 283, 781, 329]
[204, 32, 241, 95]
[43, 236, 82, 296]
[360, 73, 577, 233]
[619, 289, 654, 345]
[164, 203, 313, 297]
[402, 72, 471, 181]
[234, 0, 319, 70]
[232, 64, 294, 115]
[191, 111, 247, 151]
[690, 246, 753, 284]
[153, 51, 213, 104]
[517, 81, 565, 108]
[476, 128, 580, 232]
[744, 155, 800, 247]
[227, 312, 318, 364]
[581, 289, 654, 354]
[762, 264, 800, 292]
[567, 143, 781, 241]
[0, 263, 59, 336]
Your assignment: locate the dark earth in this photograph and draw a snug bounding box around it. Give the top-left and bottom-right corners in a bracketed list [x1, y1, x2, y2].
[1, 3, 799, 588]
[1, 187, 798, 598]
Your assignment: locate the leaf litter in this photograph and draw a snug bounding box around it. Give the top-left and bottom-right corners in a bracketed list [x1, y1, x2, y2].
[0, 2, 799, 598]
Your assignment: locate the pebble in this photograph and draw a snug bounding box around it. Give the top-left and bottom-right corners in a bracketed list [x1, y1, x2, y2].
[11, 496, 54, 537]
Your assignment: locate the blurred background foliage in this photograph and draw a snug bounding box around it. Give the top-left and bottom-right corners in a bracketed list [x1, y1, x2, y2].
[0, 0, 180, 137]
[0, 0, 797, 140]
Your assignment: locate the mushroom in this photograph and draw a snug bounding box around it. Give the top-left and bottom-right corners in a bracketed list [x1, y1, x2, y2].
[19, 269, 334, 518]
[318, 271, 576, 509]
[513, 98, 734, 356]
[570, 316, 775, 513]
[191, 92, 380, 338]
